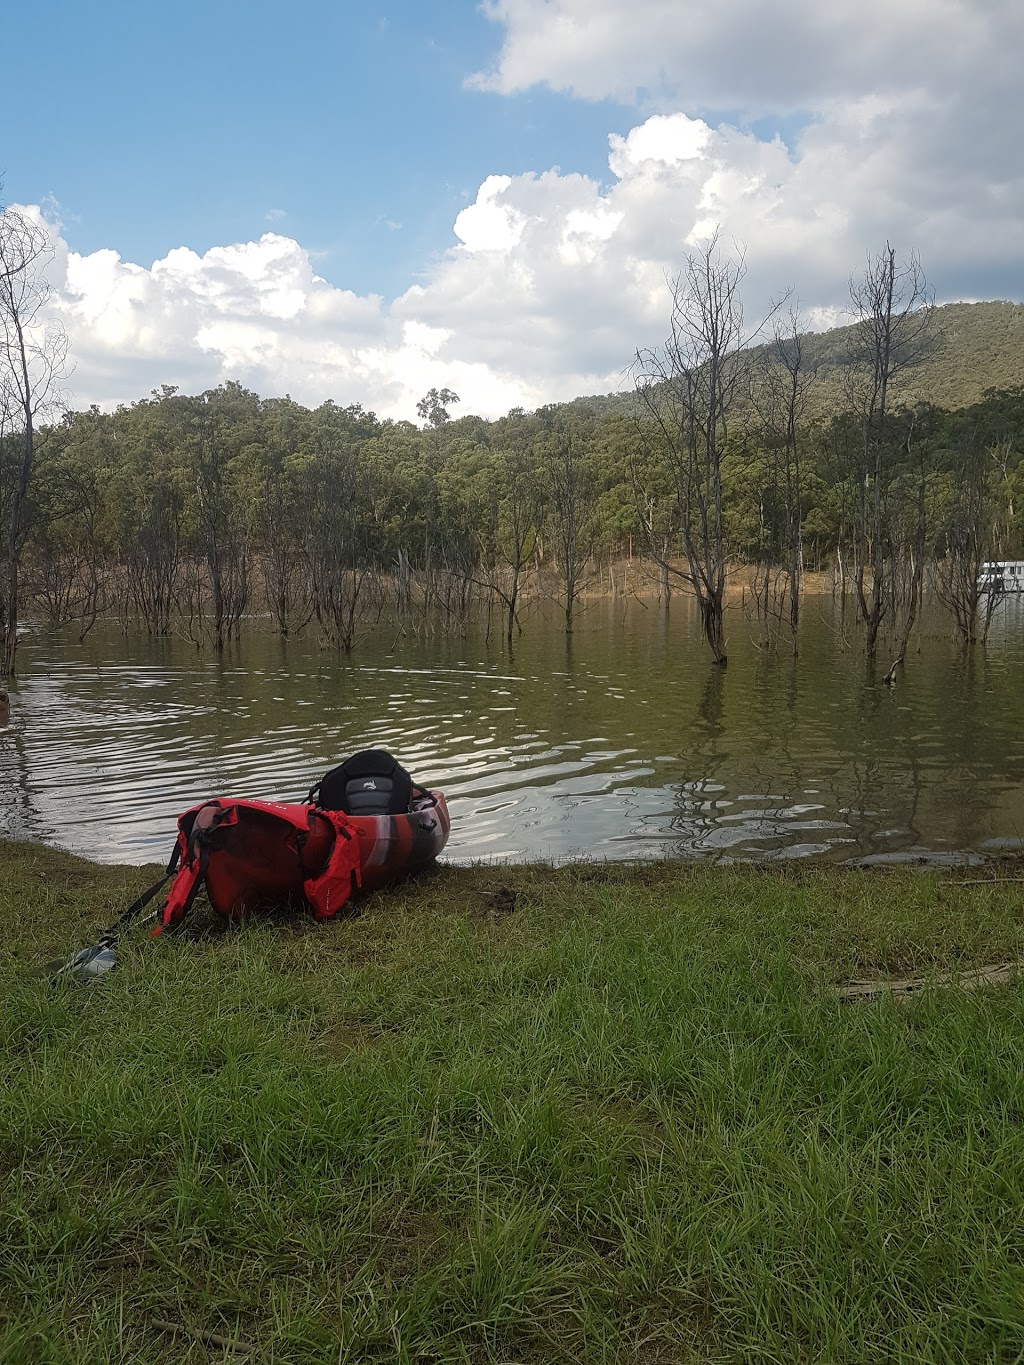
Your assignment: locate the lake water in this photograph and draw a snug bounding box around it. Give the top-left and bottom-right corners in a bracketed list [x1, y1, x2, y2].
[1, 595, 1022, 867]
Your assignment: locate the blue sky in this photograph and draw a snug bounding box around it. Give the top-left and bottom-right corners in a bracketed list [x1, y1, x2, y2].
[5, 0, 1022, 420]
[7, 1, 632, 297]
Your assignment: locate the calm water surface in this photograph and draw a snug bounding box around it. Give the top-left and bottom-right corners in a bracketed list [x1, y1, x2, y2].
[1, 597, 1022, 866]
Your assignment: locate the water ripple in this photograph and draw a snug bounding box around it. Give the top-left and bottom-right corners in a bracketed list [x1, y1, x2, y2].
[3, 601, 1024, 866]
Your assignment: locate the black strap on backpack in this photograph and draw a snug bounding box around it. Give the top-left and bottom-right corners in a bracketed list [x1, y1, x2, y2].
[307, 749, 434, 816]
[98, 840, 184, 947]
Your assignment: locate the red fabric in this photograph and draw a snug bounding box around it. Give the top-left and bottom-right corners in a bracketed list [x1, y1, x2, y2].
[155, 790, 450, 932]
[156, 799, 360, 931]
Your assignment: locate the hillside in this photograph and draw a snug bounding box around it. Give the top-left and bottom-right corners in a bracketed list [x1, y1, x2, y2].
[571, 300, 1024, 421]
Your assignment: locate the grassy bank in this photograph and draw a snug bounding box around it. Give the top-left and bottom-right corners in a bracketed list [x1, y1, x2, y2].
[3, 840, 1024, 1363]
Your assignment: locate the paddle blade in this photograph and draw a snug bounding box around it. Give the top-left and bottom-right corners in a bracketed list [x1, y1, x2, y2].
[47, 943, 118, 983]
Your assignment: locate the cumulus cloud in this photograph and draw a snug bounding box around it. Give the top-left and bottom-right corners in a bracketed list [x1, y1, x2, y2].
[15, 0, 1024, 421]
[17, 206, 542, 419]
[471, 0, 1014, 115]
[469, 0, 1024, 274]
[453, 175, 527, 252]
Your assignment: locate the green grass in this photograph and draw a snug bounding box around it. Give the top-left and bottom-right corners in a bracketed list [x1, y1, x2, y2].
[4, 839, 1024, 1363]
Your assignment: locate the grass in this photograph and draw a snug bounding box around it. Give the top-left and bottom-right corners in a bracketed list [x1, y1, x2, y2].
[3, 839, 1024, 1363]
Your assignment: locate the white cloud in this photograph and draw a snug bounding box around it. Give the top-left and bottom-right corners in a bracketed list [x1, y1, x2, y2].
[453, 175, 527, 252]
[609, 115, 712, 173]
[13, 0, 1024, 422]
[471, 0, 1010, 115]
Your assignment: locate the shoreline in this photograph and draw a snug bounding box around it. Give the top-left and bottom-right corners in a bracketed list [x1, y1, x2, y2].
[7, 830, 1024, 977]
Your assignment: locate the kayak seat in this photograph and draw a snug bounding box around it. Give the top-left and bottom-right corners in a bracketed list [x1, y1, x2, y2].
[311, 749, 414, 816]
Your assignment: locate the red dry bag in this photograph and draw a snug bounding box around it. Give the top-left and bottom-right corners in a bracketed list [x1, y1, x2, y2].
[155, 798, 361, 932]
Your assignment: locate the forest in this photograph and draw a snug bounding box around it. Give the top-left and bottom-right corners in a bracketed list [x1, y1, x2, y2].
[2, 212, 1023, 673]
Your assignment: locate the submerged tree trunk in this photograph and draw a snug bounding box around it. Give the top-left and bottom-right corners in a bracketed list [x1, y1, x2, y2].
[846, 244, 933, 661]
[634, 230, 767, 667]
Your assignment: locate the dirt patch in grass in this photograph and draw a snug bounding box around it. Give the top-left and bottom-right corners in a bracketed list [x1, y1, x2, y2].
[314, 1019, 387, 1059]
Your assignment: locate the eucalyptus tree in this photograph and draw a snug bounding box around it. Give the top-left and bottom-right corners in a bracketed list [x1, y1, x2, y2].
[418, 399, 478, 600]
[32, 405, 112, 637]
[0, 206, 69, 675]
[447, 436, 504, 638]
[989, 437, 1021, 557]
[935, 431, 1003, 644]
[537, 403, 598, 635]
[885, 407, 930, 663]
[181, 383, 260, 648]
[624, 408, 683, 602]
[241, 395, 310, 635]
[813, 413, 863, 617]
[589, 413, 645, 594]
[975, 390, 1024, 557]
[416, 387, 460, 428]
[415, 393, 475, 622]
[106, 392, 188, 636]
[490, 408, 544, 642]
[429, 418, 488, 631]
[409, 410, 489, 631]
[360, 419, 426, 614]
[299, 400, 379, 651]
[720, 437, 777, 619]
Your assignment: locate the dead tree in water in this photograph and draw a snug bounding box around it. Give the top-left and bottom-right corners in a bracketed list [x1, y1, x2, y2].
[635, 232, 766, 666]
[0, 207, 69, 676]
[492, 410, 542, 644]
[538, 405, 596, 636]
[747, 310, 813, 654]
[846, 244, 933, 659]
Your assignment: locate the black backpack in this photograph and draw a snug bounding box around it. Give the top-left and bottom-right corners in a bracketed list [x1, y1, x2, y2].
[308, 749, 430, 816]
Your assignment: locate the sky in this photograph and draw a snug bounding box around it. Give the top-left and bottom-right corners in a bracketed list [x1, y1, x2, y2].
[4, 0, 1022, 422]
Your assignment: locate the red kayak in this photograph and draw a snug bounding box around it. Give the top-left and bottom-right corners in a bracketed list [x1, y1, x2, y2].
[155, 787, 450, 931]
[349, 790, 451, 892]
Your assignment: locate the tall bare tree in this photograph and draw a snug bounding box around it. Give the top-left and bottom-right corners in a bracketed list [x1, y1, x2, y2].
[845, 244, 933, 658]
[635, 231, 766, 665]
[747, 310, 814, 653]
[0, 206, 69, 676]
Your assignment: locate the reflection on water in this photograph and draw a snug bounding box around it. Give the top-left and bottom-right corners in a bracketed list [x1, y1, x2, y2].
[1, 595, 1023, 866]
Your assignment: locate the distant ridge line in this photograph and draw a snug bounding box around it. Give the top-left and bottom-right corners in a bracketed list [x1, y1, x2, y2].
[566, 300, 1024, 422]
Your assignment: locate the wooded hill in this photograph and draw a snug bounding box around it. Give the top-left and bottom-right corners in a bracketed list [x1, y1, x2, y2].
[572, 301, 1024, 422]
